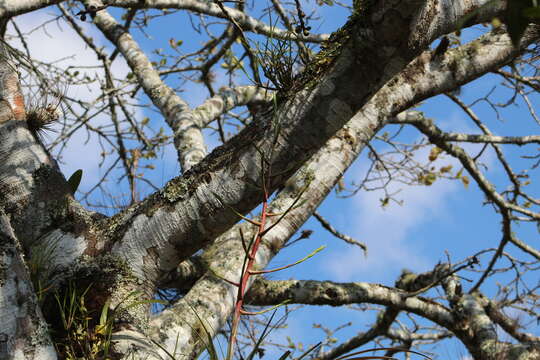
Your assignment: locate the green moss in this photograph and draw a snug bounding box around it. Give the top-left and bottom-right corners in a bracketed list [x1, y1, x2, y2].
[161, 177, 190, 203]
[32, 164, 55, 182]
[289, 0, 377, 95]
[352, 0, 375, 20]
[402, 273, 417, 283]
[396, 269, 418, 291]
[95, 253, 133, 278]
[297, 24, 353, 87]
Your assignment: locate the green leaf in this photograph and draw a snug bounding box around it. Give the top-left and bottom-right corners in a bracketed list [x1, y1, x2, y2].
[440, 165, 453, 174]
[420, 172, 437, 186]
[428, 147, 443, 162]
[67, 169, 83, 195]
[455, 0, 500, 34]
[99, 299, 111, 326]
[461, 175, 470, 189]
[523, 6, 540, 18]
[505, 0, 533, 46]
[190, 308, 219, 360]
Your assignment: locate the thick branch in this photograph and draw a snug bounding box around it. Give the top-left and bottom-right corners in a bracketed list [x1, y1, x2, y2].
[192, 86, 273, 128]
[246, 279, 454, 328]
[0, 40, 97, 256]
[424, 132, 540, 145]
[0, 0, 63, 18]
[100, 0, 328, 42]
[482, 298, 540, 344]
[0, 208, 57, 359]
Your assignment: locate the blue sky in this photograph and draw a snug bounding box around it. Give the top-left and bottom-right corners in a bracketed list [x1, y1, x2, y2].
[10, 2, 539, 359]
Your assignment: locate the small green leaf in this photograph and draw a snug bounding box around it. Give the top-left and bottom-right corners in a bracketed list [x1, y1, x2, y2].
[67, 169, 83, 195]
[419, 172, 437, 186]
[461, 175, 470, 189]
[99, 299, 110, 326]
[505, 0, 532, 46]
[440, 165, 453, 173]
[455, 0, 500, 34]
[523, 6, 540, 18]
[425, 173, 437, 185]
[428, 147, 443, 162]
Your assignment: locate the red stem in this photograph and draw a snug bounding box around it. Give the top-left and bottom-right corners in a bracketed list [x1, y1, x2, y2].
[229, 188, 269, 353]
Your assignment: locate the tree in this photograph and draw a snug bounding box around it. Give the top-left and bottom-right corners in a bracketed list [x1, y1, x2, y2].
[0, 0, 538, 359]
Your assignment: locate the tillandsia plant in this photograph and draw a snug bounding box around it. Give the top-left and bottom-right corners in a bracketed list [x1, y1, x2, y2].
[25, 85, 63, 140]
[254, 32, 304, 93]
[0, 39, 66, 141]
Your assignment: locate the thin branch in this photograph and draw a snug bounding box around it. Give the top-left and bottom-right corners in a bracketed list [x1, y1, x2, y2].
[313, 211, 367, 254]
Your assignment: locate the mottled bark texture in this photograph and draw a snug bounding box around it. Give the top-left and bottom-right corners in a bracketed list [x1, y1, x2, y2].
[0, 209, 57, 360]
[0, 0, 538, 359]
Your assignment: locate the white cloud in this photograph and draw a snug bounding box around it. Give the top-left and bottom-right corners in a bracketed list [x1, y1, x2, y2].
[327, 179, 457, 282]
[326, 119, 498, 282]
[321, 83, 504, 284]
